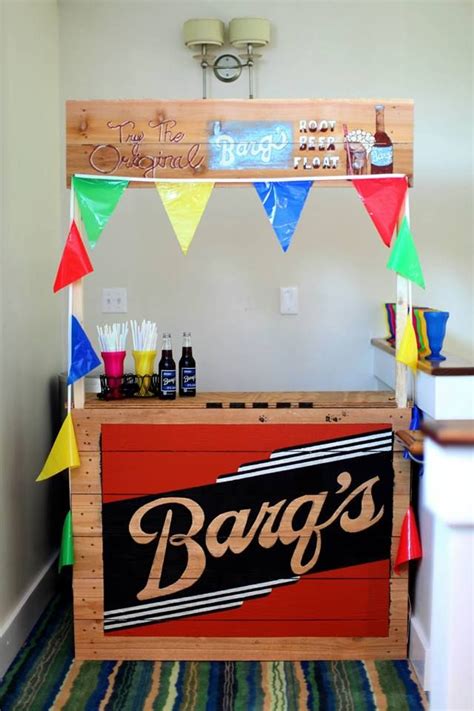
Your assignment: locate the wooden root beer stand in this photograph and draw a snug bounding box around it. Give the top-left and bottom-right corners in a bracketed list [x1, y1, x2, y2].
[64, 99, 415, 660]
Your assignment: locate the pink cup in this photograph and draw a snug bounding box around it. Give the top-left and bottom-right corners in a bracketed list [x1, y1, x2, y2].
[101, 351, 126, 399]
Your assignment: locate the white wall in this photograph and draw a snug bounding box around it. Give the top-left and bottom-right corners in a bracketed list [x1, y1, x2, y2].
[58, 0, 473, 390]
[0, 0, 62, 675]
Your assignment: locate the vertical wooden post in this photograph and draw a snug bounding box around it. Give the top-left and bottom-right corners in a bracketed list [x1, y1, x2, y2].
[72, 191, 85, 409]
[395, 188, 410, 408]
[395, 276, 409, 407]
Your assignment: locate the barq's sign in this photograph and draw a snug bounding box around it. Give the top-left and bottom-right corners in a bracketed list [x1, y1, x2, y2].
[66, 99, 414, 184]
[102, 429, 394, 632]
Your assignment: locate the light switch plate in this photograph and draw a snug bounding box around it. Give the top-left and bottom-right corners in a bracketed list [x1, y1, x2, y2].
[102, 287, 127, 313]
[280, 286, 299, 315]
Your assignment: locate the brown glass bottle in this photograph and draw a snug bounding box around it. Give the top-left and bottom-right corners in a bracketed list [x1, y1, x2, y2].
[370, 105, 393, 174]
[179, 332, 196, 397]
[158, 333, 176, 400]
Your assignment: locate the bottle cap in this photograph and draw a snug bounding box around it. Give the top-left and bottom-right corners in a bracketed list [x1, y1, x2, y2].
[375, 104, 384, 110]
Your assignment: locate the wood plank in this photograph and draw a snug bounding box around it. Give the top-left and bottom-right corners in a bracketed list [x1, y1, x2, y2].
[83, 391, 400, 409]
[73, 408, 412, 451]
[71, 493, 409, 538]
[100, 450, 410, 498]
[101, 421, 393, 452]
[74, 576, 406, 623]
[105, 620, 392, 638]
[72, 536, 407, 579]
[70, 451, 410, 496]
[67, 99, 414, 145]
[67, 145, 413, 184]
[73, 622, 408, 660]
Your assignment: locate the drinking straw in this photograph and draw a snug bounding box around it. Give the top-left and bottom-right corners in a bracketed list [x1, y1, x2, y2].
[130, 320, 158, 351]
[97, 322, 128, 351]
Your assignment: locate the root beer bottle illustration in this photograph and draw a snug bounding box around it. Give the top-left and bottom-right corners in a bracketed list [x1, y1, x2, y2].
[158, 333, 176, 400]
[370, 104, 393, 174]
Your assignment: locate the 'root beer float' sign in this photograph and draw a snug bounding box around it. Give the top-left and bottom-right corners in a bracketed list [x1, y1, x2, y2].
[66, 99, 414, 184]
[101, 424, 394, 637]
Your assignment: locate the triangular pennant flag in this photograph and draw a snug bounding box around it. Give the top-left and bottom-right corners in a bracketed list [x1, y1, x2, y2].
[403, 403, 423, 459]
[36, 413, 80, 481]
[396, 316, 419, 372]
[155, 182, 214, 255]
[387, 217, 425, 288]
[353, 177, 407, 247]
[58, 511, 74, 572]
[73, 177, 128, 249]
[254, 181, 312, 252]
[394, 506, 422, 574]
[68, 316, 101, 385]
[53, 221, 94, 293]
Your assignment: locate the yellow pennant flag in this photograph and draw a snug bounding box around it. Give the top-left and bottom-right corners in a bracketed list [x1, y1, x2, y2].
[156, 182, 214, 255]
[36, 413, 80, 481]
[396, 317, 419, 372]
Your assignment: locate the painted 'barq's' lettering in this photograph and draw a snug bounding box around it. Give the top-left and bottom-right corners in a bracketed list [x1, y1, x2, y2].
[128, 475, 384, 601]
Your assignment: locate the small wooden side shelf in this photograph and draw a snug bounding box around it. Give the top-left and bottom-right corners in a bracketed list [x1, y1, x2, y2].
[372, 339, 474, 420]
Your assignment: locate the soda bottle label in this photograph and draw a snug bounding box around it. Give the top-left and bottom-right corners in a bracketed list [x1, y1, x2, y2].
[181, 367, 196, 393]
[371, 146, 393, 167]
[160, 370, 176, 393]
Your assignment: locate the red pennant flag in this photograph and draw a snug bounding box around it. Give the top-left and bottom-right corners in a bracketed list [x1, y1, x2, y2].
[394, 505, 422, 574]
[353, 177, 407, 247]
[53, 221, 94, 293]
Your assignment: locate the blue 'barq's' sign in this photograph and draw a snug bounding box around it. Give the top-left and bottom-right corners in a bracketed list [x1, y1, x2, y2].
[208, 121, 293, 170]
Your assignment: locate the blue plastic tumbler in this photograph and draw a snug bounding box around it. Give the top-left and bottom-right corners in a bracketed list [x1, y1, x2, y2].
[424, 311, 449, 362]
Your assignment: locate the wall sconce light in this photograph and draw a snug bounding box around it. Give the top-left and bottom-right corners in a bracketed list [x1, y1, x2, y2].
[183, 17, 270, 99]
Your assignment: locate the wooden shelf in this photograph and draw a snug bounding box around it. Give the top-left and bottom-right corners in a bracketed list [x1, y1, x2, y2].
[422, 420, 474, 447]
[371, 338, 474, 377]
[83, 390, 399, 410]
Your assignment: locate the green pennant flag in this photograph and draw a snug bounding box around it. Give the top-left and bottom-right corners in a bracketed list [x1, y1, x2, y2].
[387, 217, 425, 288]
[73, 177, 128, 249]
[58, 510, 74, 572]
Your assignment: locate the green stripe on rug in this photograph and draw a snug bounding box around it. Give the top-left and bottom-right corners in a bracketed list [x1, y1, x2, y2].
[375, 660, 413, 711]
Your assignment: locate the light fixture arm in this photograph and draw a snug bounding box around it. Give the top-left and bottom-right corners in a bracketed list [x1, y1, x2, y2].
[200, 44, 208, 100]
[247, 44, 254, 100]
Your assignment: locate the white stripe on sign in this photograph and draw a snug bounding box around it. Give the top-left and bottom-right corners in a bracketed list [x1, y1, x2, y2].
[104, 577, 299, 617]
[218, 446, 392, 482]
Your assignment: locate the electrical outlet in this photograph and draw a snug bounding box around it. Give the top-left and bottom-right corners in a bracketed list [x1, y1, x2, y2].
[280, 286, 299, 315]
[102, 288, 127, 313]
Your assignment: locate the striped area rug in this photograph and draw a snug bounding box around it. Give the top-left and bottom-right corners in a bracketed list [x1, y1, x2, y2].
[0, 594, 427, 710]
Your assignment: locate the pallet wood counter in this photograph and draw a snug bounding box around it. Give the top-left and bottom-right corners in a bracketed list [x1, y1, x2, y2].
[71, 391, 411, 660]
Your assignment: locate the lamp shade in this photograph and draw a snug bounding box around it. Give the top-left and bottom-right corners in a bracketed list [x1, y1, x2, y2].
[229, 17, 271, 48]
[183, 18, 225, 47]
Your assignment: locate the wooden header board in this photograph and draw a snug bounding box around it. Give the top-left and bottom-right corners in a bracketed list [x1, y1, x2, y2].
[66, 99, 413, 186]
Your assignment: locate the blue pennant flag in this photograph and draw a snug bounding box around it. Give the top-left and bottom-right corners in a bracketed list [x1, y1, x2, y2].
[254, 181, 313, 252]
[67, 316, 101, 385]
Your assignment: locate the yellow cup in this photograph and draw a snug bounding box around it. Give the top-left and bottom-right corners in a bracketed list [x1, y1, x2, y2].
[132, 350, 157, 397]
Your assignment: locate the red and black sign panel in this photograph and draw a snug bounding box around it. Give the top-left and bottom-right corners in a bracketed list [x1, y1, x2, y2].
[101, 423, 393, 637]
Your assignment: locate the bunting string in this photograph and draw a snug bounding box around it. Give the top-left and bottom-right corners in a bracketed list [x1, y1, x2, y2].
[75, 172, 409, 184]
